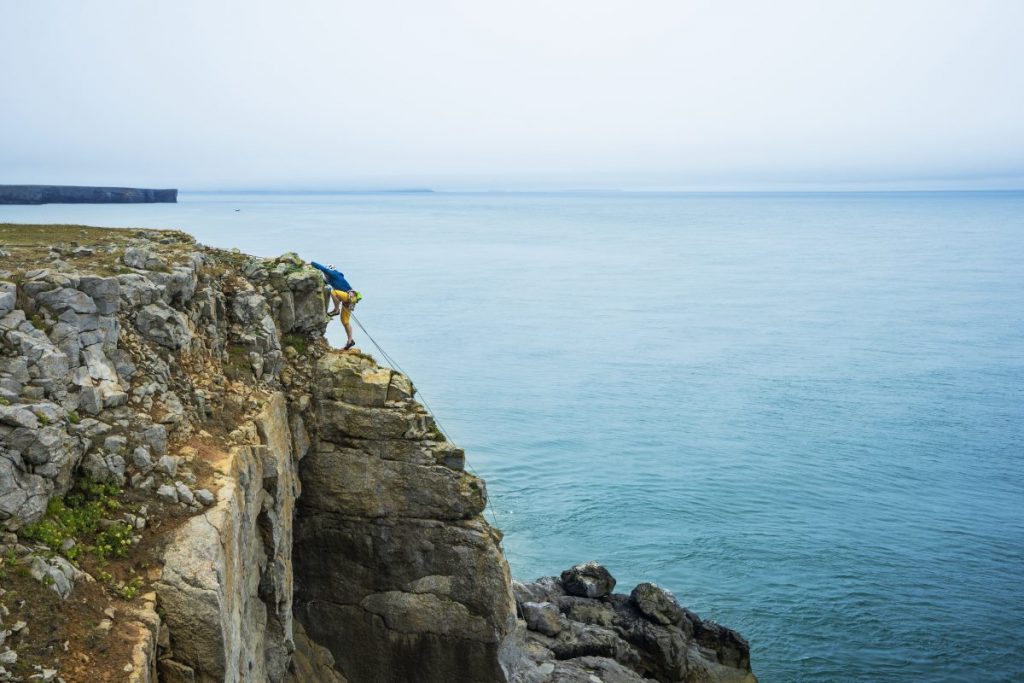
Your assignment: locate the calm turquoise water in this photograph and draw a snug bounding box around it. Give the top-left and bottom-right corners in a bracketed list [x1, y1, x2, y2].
[3, 192, 1023, 682]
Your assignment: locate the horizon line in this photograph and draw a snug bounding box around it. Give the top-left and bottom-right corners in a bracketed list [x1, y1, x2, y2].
[179, 187, 1024, 195]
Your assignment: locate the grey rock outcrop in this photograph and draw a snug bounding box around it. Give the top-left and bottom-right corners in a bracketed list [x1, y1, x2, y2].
[509, 567, 756, 683]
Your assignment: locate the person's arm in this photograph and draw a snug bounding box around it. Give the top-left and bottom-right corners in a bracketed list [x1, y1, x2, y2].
[310, 261, 330, 276]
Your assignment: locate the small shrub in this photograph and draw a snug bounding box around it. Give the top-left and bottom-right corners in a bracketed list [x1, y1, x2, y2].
[21, 478, 126, 564]
[67, 410, 81, 424]
[0, 397, 9, 406]
[283, 334, 308, 355]
[29, 313, 52, 333]
[95, 522, 133, 560]
[121, 576, 144, 600]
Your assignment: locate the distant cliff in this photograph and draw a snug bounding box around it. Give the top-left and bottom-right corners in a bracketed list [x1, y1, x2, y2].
[0, 185, 177, 204]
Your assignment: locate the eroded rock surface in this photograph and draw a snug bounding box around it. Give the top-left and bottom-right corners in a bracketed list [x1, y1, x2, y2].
[508, 565, 757, 683]
[294, 352, 516, 683]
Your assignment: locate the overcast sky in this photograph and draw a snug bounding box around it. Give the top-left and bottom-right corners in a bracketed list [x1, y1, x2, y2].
[1, 0, 1022, 190]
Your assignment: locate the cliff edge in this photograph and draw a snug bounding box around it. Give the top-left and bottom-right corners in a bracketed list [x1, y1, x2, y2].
[0, 224, 756, 682]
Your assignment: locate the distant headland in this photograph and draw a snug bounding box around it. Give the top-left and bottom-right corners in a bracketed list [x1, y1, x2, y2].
[0, 184, 177, 204]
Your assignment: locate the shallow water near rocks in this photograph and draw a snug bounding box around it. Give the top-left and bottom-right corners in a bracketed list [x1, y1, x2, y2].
[4, 190, 1023, 682]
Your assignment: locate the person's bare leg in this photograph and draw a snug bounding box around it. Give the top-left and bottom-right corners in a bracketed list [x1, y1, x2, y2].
[329, 290, 341, 315]
[342, 303, 355, 348]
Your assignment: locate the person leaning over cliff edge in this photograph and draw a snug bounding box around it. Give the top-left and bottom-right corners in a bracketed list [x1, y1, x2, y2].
[310, 261, 362, 351]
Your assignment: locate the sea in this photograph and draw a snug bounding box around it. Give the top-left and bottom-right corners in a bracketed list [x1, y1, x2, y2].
[2, 191, 1022, 682]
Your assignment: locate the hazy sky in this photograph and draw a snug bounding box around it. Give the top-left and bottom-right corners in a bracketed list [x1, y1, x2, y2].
[2, 0, 1022, 190]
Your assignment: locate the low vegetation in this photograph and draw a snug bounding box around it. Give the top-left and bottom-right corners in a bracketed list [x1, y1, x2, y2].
[22, 478, 133, 563]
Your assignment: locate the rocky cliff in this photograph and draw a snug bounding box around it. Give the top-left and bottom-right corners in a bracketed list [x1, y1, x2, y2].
[0, 186, 177, 205]
[0, 224, 756, 682]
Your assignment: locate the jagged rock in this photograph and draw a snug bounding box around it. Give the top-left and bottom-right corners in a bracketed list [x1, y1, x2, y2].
[132, 474, 155, 490]
[117, 273, 163, 308]
[78, 385, 103, 415]
[81, 451, 126, 485]
[158, 391, 185, 424]
[27, 554, 82, 599]
[0, 420, 84, 526]
[522, 601, 563, 637]
[123, 246, 167, 271]
[174, 481, 194, 505]
[156, 455, 177, 477]
[147, 266, 197, 306]
[549, 657, 651, 683]
[0, 284, 15, 318]
[511, 568, 757, 683]
[194, 488, 215, 507]
[104, 434, 128, 453]
[136, 302, 192, 349]
[156, 484, 177, 504]
[561, 561, 617, 599]
[514, 576, 566, 610]
[141, 423, 168, 456]
[78, 275, 120, 315]
[131, 446, 154, 472]
[34, 286, 96, 318]
[0, 405, 38, 429]
[631, 582, 685, 627]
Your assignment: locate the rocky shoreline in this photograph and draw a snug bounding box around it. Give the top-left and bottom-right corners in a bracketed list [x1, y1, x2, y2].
[0, 224, 756, 682]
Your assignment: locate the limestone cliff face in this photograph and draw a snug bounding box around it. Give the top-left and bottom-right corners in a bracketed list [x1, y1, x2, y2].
[294, 353, 515, 683]
[0, 226, 756, 683]
[155, 393, 299, 682]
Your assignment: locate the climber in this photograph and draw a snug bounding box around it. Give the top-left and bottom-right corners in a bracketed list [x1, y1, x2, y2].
[310, 261, 362, 351]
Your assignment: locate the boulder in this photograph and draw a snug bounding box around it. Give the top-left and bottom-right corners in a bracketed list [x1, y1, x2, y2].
[0, 405, 39, 429]
[136, 302, 192, 349]
[81, 451, 126, 485]
[77, 276, 120, 315]
[174, 481, 194, 505]
[123, 246, 167, 271]
[194, 488, 215, 507]
[0, 283, 15, 318]
[147, 266, 197, 306]
[631, 582, 685, 626]
[156, 484, 178, 504]
[117, 273, 163, 308]
[509, 566, 758, 683]
[561, 562, 616, 599]
[141, 424, 168, 456]
[131, 446, 154, 473]
[28, 554, 83, 599]
[522, 601, 562, 637]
